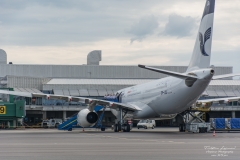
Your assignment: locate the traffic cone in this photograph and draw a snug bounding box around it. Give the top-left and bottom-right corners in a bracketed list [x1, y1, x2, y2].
[213, 130, 216, 136]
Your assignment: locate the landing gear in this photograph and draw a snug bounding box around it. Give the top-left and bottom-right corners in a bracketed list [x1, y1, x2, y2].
[114, 123, 122, 132]
[114, 124, 118, 132]
[118, 123, 122, 132]
[123, 124, 130, 132]
[114, 107, 131, 132]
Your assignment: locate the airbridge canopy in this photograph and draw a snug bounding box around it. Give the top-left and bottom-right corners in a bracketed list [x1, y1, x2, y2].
[206, 89, 240, 97]
[14, 88, 42, 93]
[53, 89, 114, 97]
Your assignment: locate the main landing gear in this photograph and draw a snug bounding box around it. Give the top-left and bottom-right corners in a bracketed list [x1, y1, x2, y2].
[114, 123, 131, 132]
[114, 107, 131, 132]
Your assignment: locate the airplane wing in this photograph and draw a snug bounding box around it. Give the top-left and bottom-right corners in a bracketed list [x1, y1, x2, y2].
[212, 73, 240, 80]
[0, 90, 141, 112]
[197, 97, 240, 104]
[138, 64, 198, 80]
[87, 99, 142, 111]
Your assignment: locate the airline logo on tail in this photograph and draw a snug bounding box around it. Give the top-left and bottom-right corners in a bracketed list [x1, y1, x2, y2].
[199, 27, 211, 56]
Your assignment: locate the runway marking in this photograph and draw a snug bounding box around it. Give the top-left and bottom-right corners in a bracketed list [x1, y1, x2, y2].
[86, 133, 185, 144]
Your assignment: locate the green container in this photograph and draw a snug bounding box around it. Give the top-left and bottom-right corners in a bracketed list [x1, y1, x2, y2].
[15, 100, 25, 118]
[0, 100, 25, 118]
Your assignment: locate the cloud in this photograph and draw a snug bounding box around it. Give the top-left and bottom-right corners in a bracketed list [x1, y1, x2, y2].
[0, 0, 239, 74]
[0, 0, 164, 46]
[162, 14, 197, 37]
[127, 16, 159, 43]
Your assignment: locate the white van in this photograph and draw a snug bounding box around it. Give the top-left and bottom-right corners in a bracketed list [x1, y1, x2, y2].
[41, 119, 62, 128]
[137, 119, 156, 129]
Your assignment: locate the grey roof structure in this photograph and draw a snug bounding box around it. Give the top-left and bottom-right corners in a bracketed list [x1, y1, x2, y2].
[41, 79, 240, 97]
[45, 79, 240, 86]
[0, 64, 232, 79]
[45, 79, 152, 85]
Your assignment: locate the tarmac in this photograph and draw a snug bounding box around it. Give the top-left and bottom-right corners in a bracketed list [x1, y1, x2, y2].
[0, 127, 239, 160]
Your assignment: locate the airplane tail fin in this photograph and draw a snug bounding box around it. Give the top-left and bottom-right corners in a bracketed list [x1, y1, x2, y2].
[187, 0, 215, 72]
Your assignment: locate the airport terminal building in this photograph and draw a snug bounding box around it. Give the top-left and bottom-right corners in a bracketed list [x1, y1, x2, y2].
[0, 49, 240, 127]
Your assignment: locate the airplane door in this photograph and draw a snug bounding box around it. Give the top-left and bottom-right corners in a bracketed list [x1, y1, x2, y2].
[117, 92, 124, 103]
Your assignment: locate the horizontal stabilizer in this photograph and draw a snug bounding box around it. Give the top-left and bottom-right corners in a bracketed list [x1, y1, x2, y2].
[138, 64, 198, 80]
[212, 73, 240, 80]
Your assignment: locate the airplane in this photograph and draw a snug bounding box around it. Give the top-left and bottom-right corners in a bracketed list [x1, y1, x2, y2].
[0, 0, 240, 132]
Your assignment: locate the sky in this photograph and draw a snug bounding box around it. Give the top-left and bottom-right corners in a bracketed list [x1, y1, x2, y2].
[0, 0, 240, 74]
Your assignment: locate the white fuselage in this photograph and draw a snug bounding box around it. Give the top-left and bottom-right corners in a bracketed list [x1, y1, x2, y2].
[116, 68, 214, 119]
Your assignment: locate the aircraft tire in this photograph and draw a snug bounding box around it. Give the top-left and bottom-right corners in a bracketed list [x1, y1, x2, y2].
[114, 124, 118, 132]
[126, 124, 130, 132]
[122, 124, 127, 132]
[118, 124, 122, 132]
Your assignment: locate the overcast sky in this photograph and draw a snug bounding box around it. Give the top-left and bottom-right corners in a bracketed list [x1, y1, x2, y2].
[0, 0, 240, 74]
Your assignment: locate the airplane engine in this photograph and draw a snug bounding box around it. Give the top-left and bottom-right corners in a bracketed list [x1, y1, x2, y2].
[77, 109, 98, 127]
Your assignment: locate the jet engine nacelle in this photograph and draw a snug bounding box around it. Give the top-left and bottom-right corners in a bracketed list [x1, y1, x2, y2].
[77, 109, 98, 127]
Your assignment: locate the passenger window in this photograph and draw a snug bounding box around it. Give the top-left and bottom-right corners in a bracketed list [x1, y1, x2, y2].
[146, 120, 149, 123]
